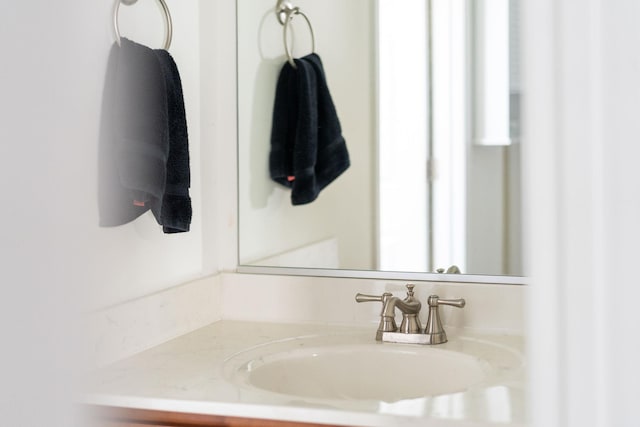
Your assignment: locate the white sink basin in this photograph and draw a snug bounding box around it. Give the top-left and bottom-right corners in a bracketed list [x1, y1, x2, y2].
[223, 333, 522, 404]
[245, 345, 486, 401]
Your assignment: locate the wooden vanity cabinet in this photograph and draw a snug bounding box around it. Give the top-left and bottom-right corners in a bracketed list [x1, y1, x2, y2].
[89, 405, 343, 427]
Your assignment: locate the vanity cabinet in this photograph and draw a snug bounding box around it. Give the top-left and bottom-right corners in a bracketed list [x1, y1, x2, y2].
[90, 405, 341, 427]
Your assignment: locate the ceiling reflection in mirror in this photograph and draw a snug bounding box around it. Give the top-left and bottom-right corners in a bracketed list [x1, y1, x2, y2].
[237, 0, 522, 277]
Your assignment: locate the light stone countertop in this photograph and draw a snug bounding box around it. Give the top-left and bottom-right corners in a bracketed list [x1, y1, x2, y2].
[84, 320, 525, 427]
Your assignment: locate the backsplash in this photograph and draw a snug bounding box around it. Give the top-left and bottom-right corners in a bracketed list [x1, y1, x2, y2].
[87, 275, 222, 369]
[88, 272, 524, 368]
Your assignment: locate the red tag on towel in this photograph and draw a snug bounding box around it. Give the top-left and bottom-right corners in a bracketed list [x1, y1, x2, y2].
[133, 200, 145, 207]
[287, 176, 295, 182]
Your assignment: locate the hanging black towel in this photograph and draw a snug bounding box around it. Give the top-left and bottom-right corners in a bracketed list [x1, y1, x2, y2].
[269, 53, 350, 205]
[98, 38, 168, 226]
[98, 38, 191, 233]
[153, 49, 192, 233]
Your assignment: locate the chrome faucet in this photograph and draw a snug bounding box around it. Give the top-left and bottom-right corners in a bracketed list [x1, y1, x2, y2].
[355, 284, 465, 345]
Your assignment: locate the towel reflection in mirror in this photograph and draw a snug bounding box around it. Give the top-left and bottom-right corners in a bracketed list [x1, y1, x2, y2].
[269, 53, 350, 205]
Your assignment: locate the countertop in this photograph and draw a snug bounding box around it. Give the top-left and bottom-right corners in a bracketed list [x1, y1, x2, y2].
[84, 320, 526, 427]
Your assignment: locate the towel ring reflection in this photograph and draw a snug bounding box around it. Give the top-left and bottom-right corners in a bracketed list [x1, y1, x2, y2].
[113, 0, 173, 50]
[281, 7, 315, 68]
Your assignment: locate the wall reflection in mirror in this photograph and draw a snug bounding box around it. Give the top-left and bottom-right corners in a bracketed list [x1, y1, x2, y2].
[238, 0, 522, 277]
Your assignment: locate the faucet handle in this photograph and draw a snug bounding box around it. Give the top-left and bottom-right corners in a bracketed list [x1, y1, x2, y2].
[424, 295, 465, 344]
[428, 295, 466, 308]
[355, 292, 396, 340]
[355, 292, 392, 303]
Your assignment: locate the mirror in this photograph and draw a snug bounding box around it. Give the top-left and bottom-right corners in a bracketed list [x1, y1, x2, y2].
[237, 0, 522, 281]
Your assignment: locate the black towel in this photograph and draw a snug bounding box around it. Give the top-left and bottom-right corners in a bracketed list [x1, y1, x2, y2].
[153, 49, 192, 233]
[98, 38, 191, 233]
[269, 53, 350, 205]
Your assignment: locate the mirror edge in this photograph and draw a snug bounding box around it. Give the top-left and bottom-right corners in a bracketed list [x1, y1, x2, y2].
[236, 265, 527, 285]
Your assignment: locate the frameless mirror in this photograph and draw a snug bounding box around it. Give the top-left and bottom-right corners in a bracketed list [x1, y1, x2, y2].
[237, 0, 522, 281]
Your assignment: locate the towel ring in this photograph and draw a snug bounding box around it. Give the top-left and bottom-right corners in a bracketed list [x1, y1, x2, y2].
[283, 7, 315, 68]
[113, 0, 173, 50]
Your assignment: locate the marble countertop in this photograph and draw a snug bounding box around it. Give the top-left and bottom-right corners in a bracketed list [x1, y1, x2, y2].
[84, 320, 525, 427]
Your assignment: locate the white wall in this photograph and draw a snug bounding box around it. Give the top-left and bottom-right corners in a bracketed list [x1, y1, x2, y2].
[1, 0, 219, 312]
[237, 0, 376, 270]
[524, 1, 640, 426]
[21, 0, 236, 312]
[86, 0, 212, 310]
[45, 0, 236, 312]
[1, 1, 232, 424]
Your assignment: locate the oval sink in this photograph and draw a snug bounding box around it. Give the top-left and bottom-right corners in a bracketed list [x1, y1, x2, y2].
[244, 344, 487, 401]
[221, 331, 524, 404]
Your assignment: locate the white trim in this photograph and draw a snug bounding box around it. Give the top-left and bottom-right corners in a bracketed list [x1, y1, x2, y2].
[522, 0, 562, 424]
[237, 265, 526, 285]
[587, 0, 607, 422]
[522, 0, 638, 425]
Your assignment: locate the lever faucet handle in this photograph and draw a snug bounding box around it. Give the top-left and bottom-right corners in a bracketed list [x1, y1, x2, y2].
[424, 295, 465, 344]
[355, 292, 392, 303]
[428, 295, 466, 308]
[355, 292, 396, 341]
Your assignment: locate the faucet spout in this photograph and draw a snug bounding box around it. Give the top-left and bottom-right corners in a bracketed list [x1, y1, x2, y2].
[382, 284, 422, 334]
[382, 296, 420, 317]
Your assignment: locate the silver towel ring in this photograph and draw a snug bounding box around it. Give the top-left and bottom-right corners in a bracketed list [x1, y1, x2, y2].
[113, 0, 173, 50]
[283, 7, 315, 68]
